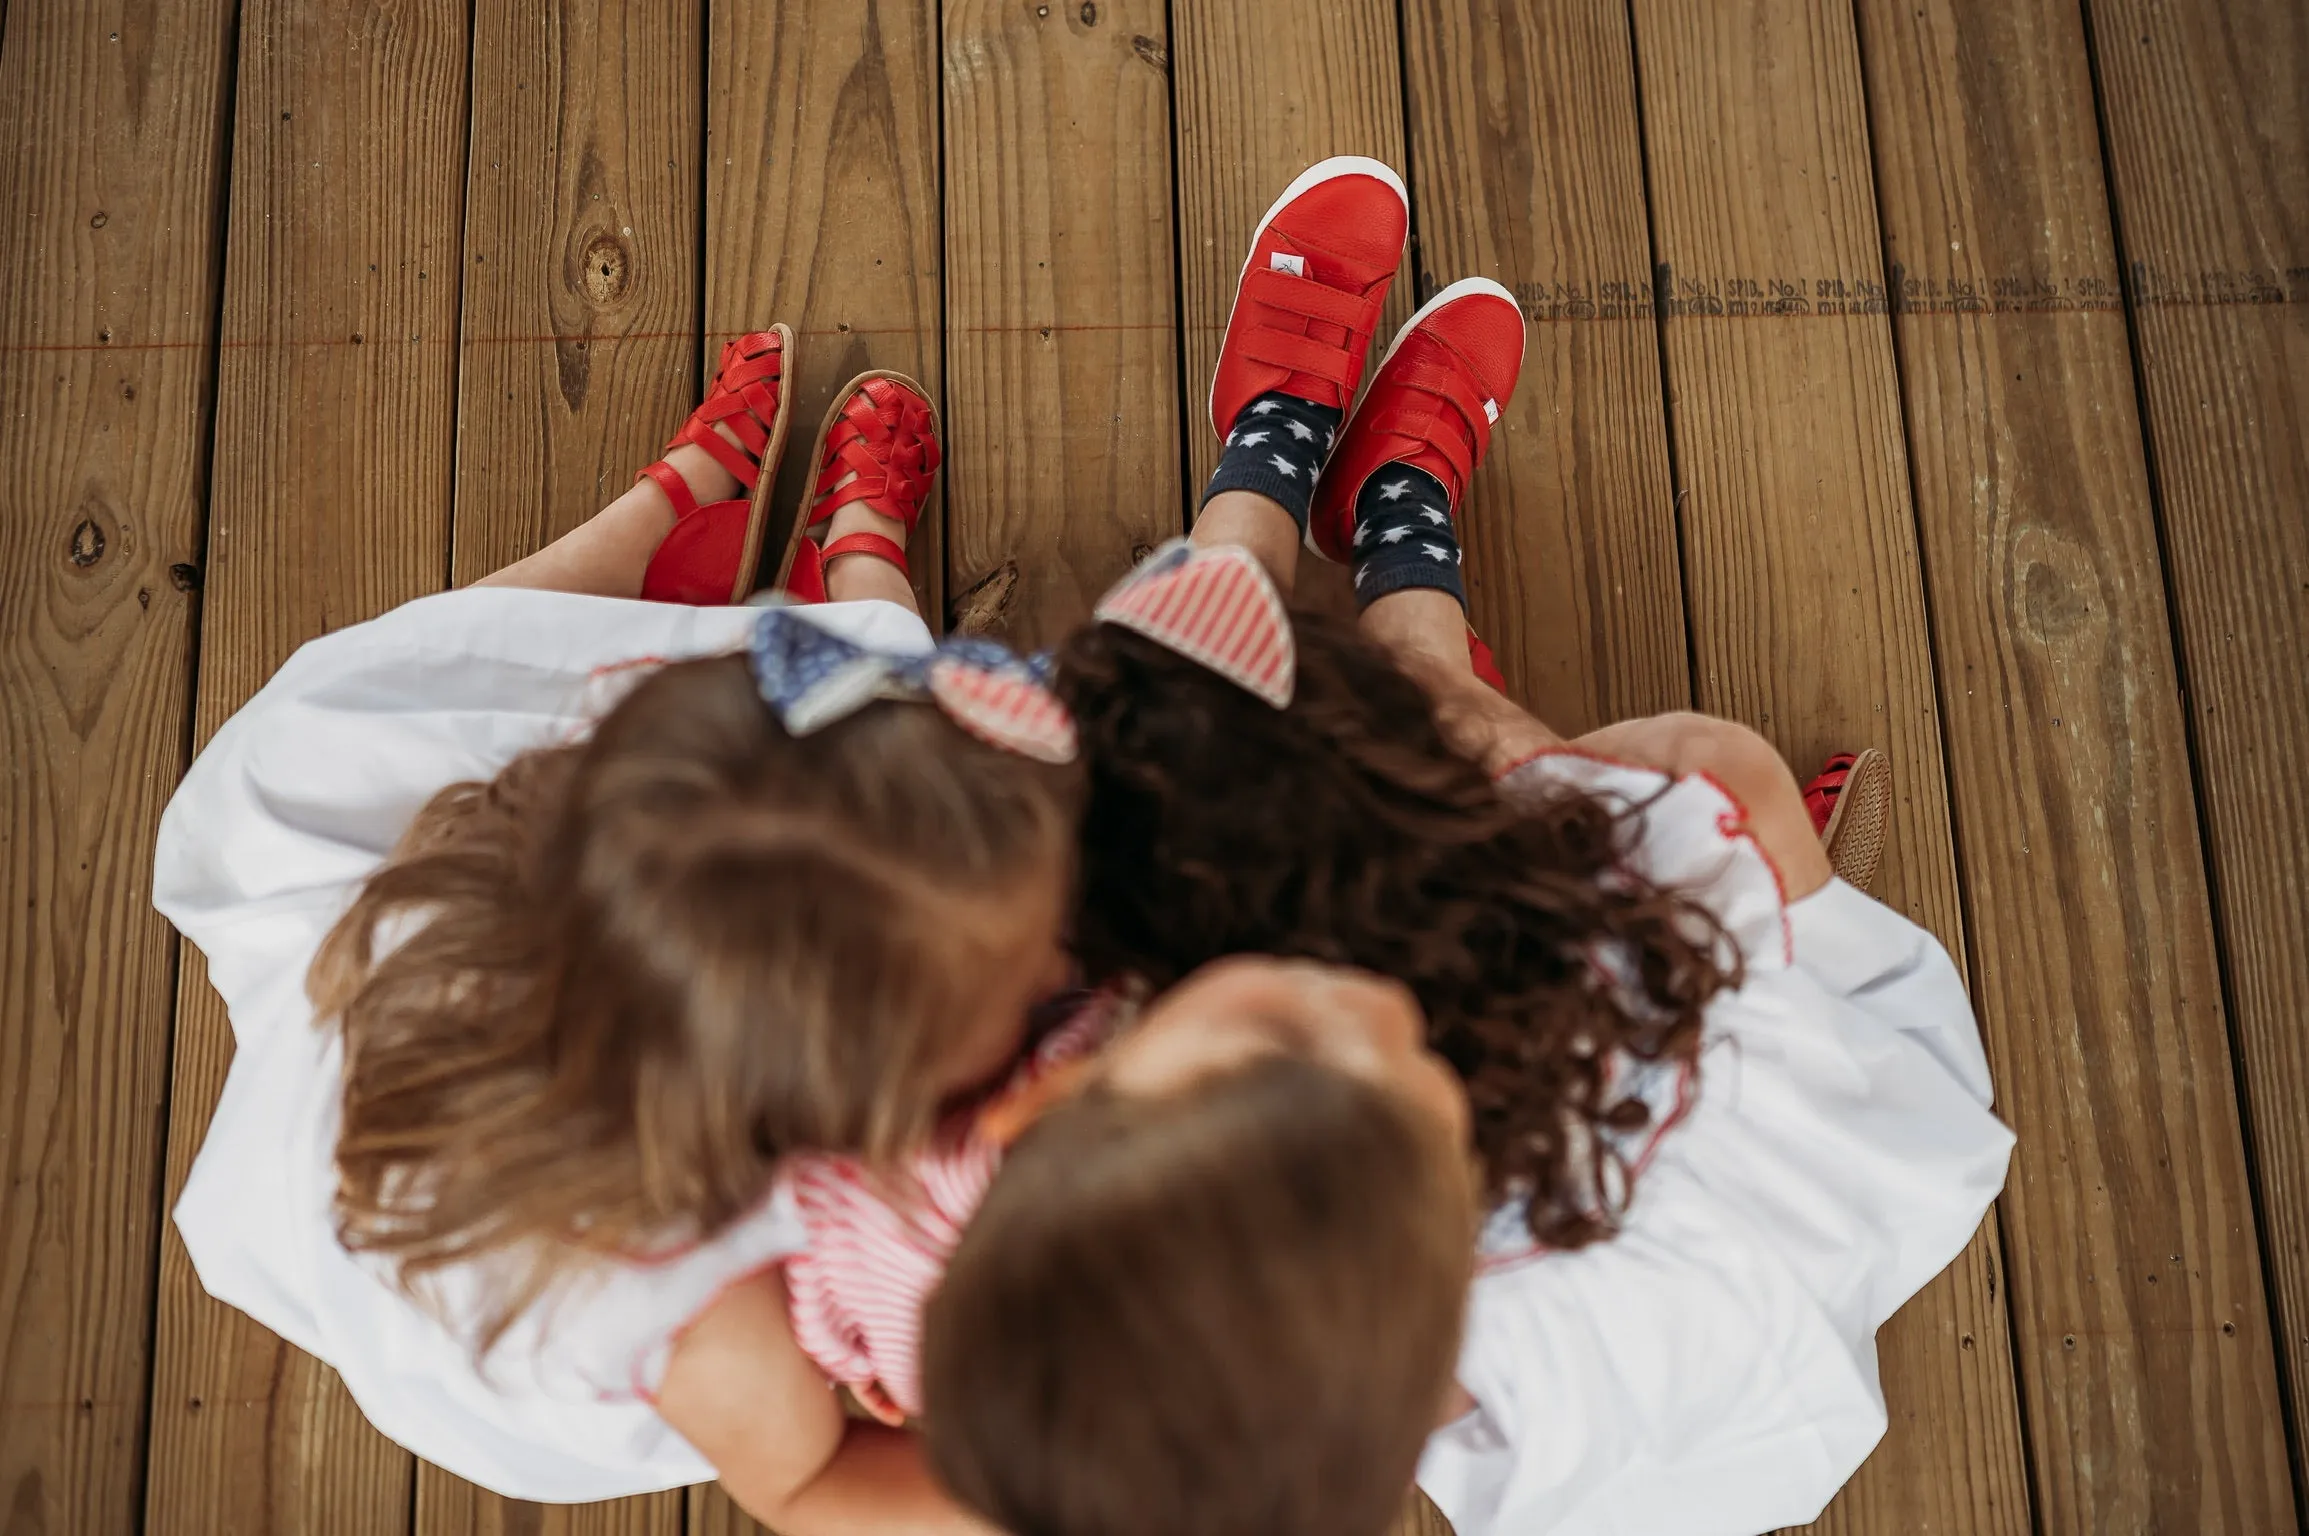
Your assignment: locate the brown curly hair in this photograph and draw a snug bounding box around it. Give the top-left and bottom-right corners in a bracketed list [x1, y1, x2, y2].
[1054, 610, 1738, 1249]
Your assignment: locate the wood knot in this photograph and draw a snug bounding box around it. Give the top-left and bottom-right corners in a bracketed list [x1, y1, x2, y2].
[90, 211, 108, 229]
[1078, 1, 1097, 23]
[1131, 34, 1167, 69]
[169, 562, 201, 591]
[68, 517, 106, 567]
[579, 232, 632, 306]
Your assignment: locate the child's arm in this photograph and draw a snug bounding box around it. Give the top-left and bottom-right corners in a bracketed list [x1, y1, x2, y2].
[1570, 713, 1833, 901]
[655, 1271, 999, 1536]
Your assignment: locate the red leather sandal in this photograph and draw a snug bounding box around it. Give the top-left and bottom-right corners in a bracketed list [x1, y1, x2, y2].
[772, 370, 941, 605]
[638, 325, 794, 605]
[1803, 747, 1893, 891]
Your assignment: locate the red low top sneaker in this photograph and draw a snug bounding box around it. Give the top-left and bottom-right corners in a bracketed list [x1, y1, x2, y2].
[1306, 277, 1526, 563]
[1209, 156, 1409, 438]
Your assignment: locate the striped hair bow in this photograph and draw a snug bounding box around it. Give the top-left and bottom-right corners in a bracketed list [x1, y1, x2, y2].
[748, 608, 1078, 764]
[1092, 538, 1296, 707]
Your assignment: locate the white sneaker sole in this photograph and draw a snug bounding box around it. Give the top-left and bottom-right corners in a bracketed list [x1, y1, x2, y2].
[1306, 275, 1527, 558]
[1209, 155, 1410, 435]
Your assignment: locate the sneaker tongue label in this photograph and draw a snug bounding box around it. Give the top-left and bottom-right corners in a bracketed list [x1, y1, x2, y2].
[1482, 397, 1501, 423]
[1268, 251, 1307, 278]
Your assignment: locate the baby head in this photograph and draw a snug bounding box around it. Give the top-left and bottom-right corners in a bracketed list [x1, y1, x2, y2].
[923, 956, 1478, 1536]
[313, 630, 1081, 1342]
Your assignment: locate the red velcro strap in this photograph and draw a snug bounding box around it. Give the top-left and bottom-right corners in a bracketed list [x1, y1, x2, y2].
[1240, 327, 1360, 390]
[1241, 266, 1383, 335]
[819, 530, 909, 579]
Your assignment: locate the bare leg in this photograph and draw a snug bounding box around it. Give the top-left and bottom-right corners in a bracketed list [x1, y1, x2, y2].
[475, 417, 922, 618]
[819, 498, 918, 611]
[1357, 588, 1561, 775]
[1191, 489, 1300, 599]
[476, 437, 738, 596]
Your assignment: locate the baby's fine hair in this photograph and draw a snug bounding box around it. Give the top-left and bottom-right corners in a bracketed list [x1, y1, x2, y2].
[924, 1052, 1476, 1536]
[309, 652, 1081, 1349]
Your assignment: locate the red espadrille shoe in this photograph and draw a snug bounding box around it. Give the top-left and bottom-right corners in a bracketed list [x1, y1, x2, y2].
[638, 326, 794, 605]
[1209, 156, 1407, 440]
[772, 371, 941, 605]
[1803, 747, 1893, 891]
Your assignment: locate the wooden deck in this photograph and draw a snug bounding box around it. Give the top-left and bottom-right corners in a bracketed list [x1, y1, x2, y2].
[2, 0, 2303, 1531]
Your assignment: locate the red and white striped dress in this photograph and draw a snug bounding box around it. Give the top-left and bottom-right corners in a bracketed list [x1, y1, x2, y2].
[777, 996, 1122, 1423]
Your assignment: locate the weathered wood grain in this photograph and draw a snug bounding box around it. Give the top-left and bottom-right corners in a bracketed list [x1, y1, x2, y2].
[2084, 0, 2309, 1516]
[448, 0, 701, 587]
[0, 1, 234, 1529]
[143, 1, 471, 1530]
[1623, 1, 2029, 1529]
[1856, 0, 2295, 1528]
[1401, 0, 1686, 733]
[705, 0, 945, 621]
[941, 0, 1180, 646]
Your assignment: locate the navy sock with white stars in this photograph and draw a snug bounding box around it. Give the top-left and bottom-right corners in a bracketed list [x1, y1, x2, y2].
[1350, 464, 1466, 611]
[1201, 391, 1342, 533]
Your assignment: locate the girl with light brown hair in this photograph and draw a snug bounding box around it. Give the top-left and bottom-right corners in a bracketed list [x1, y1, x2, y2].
[157, 338, 1060, 1532]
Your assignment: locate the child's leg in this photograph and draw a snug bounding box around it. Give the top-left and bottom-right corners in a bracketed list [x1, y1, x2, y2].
[474, 439, 721, 597]
[1357, 588, 1562, 774]
[479, 389, 921, 616]
[1191, 489, 1300, 598]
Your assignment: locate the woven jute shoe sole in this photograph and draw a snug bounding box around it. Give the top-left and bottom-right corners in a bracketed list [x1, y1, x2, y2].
[1820, 746, 1893, 892]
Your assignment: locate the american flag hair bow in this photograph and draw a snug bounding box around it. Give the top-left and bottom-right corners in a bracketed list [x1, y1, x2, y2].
[748, 609, 1078, 764]
[1092, 538, 1296, 707]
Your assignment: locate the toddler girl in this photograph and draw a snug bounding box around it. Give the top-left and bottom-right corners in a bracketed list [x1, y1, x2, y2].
[157, 335, 1059, 1531]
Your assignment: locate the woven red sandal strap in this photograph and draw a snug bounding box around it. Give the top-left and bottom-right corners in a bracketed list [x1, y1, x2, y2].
[662, 332, 786, 491]
[635, 457, 701, 521]
[810, 393, 939, 531]
[819, 530, 910, 579]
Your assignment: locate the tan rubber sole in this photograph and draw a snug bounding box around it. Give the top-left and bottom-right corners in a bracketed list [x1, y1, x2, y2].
[1819, 746, 1893, 893]
[771, 367, 942, 595]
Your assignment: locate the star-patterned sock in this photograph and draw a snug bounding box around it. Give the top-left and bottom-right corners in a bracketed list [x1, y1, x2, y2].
[1350, 464, 1465, 611]
[1201, 391, 1342, 533]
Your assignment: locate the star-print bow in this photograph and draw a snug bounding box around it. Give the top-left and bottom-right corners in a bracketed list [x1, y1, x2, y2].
[749, 608, 1078, 764]
[1092, 538, 1296, 707]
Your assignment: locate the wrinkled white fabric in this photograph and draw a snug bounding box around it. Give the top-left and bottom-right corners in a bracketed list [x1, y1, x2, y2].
[155, 588, 935, 1502]
[1416, 753, 2012, 1536]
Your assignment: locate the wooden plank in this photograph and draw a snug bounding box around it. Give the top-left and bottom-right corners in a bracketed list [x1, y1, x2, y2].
[142, 1, 471, 1530]
[1621, 3, 2030, 1530]
[1855, 0, 2296, 1528]
[2084, 0, 2309, 1507]
[705, 0, 945, 624]
[428, 1, 700, 1527]
[449, 0, 701, 586]
[0, 1, 234, 1530]
[1399, 0, 1685, 733]
[942, 0, 1179, 646]
[1168, 0, 1408, 619]
[421, 1478, 681, 1536]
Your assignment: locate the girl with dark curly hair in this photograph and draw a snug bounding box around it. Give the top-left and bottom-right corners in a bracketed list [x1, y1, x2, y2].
[907, 164, 2012, 1536]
